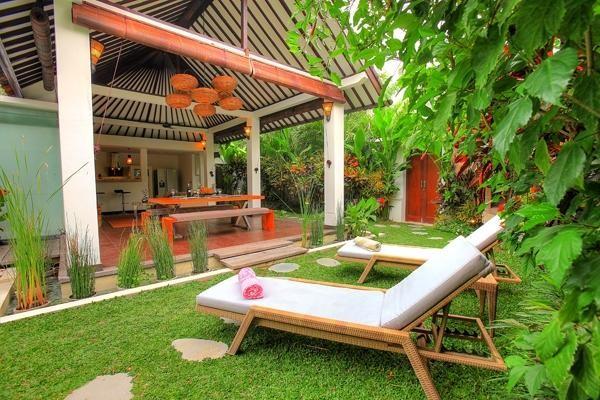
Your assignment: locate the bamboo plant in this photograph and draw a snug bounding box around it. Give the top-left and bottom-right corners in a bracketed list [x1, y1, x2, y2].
[116, 232, 144, 289]
[144, 217, 174, 280]
[188, 221, 208, 273]
[0, 167, 47, 310]
[66, 226, 96, 299]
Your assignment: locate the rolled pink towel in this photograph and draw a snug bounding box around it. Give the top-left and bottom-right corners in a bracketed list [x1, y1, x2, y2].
[238, 268, 263, 299]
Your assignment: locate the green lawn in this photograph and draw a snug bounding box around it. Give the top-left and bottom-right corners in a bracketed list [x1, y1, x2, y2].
[0, 222, 535, 399]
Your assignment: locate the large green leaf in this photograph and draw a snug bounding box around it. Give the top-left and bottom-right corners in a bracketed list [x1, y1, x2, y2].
[535, 319, 565, 360]
[472, 25, 505, 88]
[512, 0, 566, 53]
[572, 75, 600, 131]
[535, 228, 583, 286]
[494, 97, 533, 158]
[524, 364, 547, 396]
[543, 141, 586, 205]
[545, 328, 578, 388]
[534, 139, 552, 174]
[515, 202, 559, 231]
[523, 48, 578, 105]
[432, 91, 457, 133]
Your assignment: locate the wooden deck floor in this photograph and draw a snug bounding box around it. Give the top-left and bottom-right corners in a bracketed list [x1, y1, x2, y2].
[99, 214, 303, 268]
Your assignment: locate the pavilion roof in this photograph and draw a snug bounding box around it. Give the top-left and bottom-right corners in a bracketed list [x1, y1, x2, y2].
[0, 0, 381, 143]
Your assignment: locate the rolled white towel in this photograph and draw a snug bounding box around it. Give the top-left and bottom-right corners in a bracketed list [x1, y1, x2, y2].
[354, 236, 382, 252]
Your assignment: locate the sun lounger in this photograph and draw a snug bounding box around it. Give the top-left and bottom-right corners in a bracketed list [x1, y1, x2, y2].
[196, 236, 506, 400]
[338, 216, 519, 284]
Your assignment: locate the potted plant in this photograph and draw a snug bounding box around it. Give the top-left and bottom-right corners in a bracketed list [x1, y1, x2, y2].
[0, 170, 48, 310]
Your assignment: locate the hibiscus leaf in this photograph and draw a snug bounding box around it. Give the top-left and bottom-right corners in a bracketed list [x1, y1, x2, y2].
[543, 141, 586, 205]
[535, 228, 583, 286]
[472, 25, 505, 88]
[494, 96, 533, 158]
[523, 48, 578, 105]
[545, 328, 578, 388]
[515, 202, 559, 231]
[512, 0, 566, 53]
[535, 139, 552, 174]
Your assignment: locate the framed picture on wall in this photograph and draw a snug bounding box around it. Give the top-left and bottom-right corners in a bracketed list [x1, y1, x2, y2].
[133, 168, 142, 178]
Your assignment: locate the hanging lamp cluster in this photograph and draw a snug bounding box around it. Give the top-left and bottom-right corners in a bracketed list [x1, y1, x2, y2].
[165, 73, 243, 118]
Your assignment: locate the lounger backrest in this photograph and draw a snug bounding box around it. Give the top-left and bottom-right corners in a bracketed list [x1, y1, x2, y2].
[380, 236, 491, 330]
[466, 215, 503, 251]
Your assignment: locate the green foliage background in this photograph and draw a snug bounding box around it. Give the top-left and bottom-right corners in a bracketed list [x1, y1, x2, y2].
[289, 0, 600, 398]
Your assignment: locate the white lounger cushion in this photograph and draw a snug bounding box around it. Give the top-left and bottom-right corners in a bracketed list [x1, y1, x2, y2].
[337, 215, 503, 262]
[465, 215, 503, 250]
[196, 276, 385, 326]
[337, 242, 440, 263]
[380, 236, 490, 330]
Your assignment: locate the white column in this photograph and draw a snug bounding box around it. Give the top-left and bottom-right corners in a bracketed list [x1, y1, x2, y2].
[54, 0, 100, 263]
[246, 115, 261, 208]
[203, 132, 215, 189]
[140, 148, 148, 195]
[324, 103, 344, 226]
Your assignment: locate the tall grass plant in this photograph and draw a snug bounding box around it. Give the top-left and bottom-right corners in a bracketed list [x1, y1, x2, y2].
[66, 225, 96, 299]
[144, 218, 174, 280]
[188, 221, 208, 273]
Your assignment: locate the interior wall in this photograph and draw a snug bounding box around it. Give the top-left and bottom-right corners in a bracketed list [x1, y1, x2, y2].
[0, 104, 64, 239]
[95, 150, 145, 213]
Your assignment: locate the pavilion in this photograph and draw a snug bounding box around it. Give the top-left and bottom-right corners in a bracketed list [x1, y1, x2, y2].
[0, 0, 382, 263]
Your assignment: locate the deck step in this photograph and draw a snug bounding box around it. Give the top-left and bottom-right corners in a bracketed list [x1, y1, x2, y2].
[212, 239, 294, 260]
[221, 245, 307, 270]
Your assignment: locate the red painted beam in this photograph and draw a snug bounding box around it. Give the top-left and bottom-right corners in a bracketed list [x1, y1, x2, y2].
[72, 2, 345, 103]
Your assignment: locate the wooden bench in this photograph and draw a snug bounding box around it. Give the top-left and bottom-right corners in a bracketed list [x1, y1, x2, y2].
[161, 207, 276, 246]
[141, 204, 237, 226]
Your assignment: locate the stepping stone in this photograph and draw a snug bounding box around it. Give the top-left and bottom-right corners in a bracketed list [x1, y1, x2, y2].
[317, 258, 341, 267]
[429, 236, 444, 240]
[171, 339, 228, 362]
[412, 231, 428, 236]
[378, 232, 386, 237]
[65, 373, 133, 400]
[269, 262, 299, 273]
[374, 224, 386, 228]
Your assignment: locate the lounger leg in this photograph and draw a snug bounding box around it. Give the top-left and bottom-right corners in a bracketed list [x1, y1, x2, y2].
[487, 287, 498, 337]
[227, 311, 256, 355]
[357, 258, 377, 284]
[403, 339, 441, 400]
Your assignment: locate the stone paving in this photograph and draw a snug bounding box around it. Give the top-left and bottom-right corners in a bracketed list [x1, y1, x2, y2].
[171, 339, 228, 361]
[65, 373, 133, 400]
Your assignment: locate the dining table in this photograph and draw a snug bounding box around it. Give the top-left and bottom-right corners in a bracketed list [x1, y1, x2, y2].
[148, 194, 265, 211]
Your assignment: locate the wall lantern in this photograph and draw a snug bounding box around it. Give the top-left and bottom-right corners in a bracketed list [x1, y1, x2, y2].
[90, 39, 105, 72]
[126, 154, 133, 165]
[322, 101, 334, 121]
[243, 125, 252, 139]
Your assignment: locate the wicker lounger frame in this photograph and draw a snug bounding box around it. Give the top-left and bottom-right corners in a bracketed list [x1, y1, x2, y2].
[196, 277, 506, 400]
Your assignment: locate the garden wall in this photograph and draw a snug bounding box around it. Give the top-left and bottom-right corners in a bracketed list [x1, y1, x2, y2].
[0, 104, 64, 239]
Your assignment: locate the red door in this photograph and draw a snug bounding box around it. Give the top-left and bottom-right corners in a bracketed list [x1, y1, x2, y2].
[406, 154, 440, 223]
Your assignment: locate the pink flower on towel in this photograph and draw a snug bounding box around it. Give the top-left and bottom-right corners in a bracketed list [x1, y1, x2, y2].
[238, 268, 263, 299]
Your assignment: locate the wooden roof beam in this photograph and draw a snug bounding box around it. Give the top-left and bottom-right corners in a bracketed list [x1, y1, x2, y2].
[0, 38, 22, 97]
[176, 0, 213, 28]
[72, 1, 345, 103]
[259, 98, 323, 128]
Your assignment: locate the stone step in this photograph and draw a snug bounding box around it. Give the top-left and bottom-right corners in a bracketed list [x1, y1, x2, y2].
[212, 239, 294, 260]
[221, 245, 307, 270]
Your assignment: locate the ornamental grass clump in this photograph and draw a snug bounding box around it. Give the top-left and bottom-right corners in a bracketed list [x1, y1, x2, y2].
[144, 218, 174, 280]
[66, 226, 96, 299]
[117, 233, 144, 289]
[309, 213, 324, 248]
[0, 166, 47, 310]
[188, 221, 208, 273]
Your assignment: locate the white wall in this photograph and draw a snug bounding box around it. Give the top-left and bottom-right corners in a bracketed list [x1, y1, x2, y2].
[389, 153, 407, 222]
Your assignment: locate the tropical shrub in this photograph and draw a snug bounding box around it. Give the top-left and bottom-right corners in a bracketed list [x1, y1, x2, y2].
[188, 221, 208, 273]
[66, 226, 96, 299]
[291, 1, 600, 398]
[0, 188, 7, 238]
[117, 233, 144, 289]
[0, 165, 47, 310]
[218, 142, 247, 194]
[144, 217, 174, 280]
[344, 198, 379, 238]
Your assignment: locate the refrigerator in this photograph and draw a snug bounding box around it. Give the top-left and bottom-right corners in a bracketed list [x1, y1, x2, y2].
[153, 168, 178, 196]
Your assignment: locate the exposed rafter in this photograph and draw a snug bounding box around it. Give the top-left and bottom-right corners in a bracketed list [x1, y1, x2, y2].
[260, 98, 323, 128]
[176, 0, 213, 28]
[0, 38, 22, 97]
[213, 122, 247, 144]
[72, 1, 346, 103]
